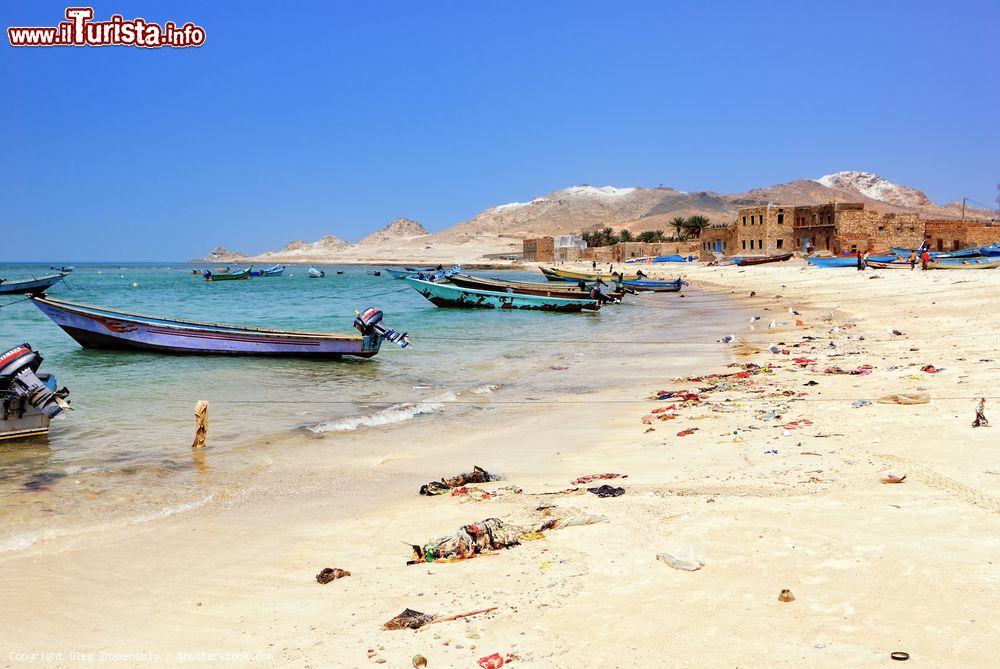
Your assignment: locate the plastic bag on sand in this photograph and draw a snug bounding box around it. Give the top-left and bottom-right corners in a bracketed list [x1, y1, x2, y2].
[877, 392, 930, 405]
[538, 514, 608, 531]
[657, 545, 705, 571]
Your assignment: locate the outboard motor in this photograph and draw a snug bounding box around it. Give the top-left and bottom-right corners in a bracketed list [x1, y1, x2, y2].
[0, 343, 70, 419]
[354, 308, 410, 348]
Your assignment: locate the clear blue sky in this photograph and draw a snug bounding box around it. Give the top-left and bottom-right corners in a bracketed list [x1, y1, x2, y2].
[2, 0, 997, 261]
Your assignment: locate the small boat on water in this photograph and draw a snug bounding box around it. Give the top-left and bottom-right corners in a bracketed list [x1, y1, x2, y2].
[308, 268, 326, 278]
[49, 266, 75, 273]
[447, 273, 623, 300]
[250, 264, 286, 277]
[0, 273, 68, 295]
[619, 277, 686, 292]
[384, 266, 461, 280]
[1, 343, 71, 442]
[404, 277, 600, 312]
[540, 267, 641, 282]
[29, 295, 409, 358]
[732, 253, 793, 267]
[203, 267, 251, 281]
[927, 257, 1000, 270]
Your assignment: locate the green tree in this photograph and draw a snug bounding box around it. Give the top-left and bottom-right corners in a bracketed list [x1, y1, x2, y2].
[671, 217, 687, 240]
[683, 215, 711, 239]
[652, 229, 666, 243]
[637, 230, 656, 243]
[618, 228, 634, 243]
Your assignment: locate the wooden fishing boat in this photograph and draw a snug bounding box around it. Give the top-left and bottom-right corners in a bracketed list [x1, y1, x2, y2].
[0, 273, 67, 295]
[927, 258, 1000, 270]
[250, 264, 285, 277]
[619, 278, 686, 292]
[49, 266, 75, 273]
[806, 254, 898, 268]
[867, 260, 913, 270]
[404, 277, 600, 312]
[203, 267, 251, 281]
[308, 267, 326, 278]
[447, 273, 622, 300]
[539, 267, 641, 282]
[892, 247, 981, 259]
[29, 295, 409, 357]
[385, 266, 460, 280]
[732, 253, 793, 267]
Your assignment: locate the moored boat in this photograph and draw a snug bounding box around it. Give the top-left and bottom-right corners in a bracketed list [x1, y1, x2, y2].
[539, 266, 641, 282]
[385, 265, 460, 280]
[732, 253, 793, 267]
[652, 254, 696, 263]
[404, 277, 600, 312]
[806, 254, 899, 268]
[447, 273, 623, 300]
[203, 267, 251, 281]
[49, 266, 74, 273]
[0, 343, 71, 441]
[619, 277, 686, 292]
[29, 295, 409, 357]
[0, 273, 68, 295]
[308, 267, 326, 278]
[250, 264, 286, 277]
[927, 257, 1000, 270]
[867, 260, 913, 270]
[892, 247, 982, 259]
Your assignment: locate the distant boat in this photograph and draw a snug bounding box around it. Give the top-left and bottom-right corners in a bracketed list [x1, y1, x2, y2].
[29, 295, 409, 358]
[203, 267, 251, 281]
[651, 254, 695, 263]
[540, 267, 641, 282]
[0, 272, 68, 295]
[384, 266, 460, 280]
[927, 257, 1000, 270]
[732, 253, 793, 266]
[404, 277, 600, 312]
[49, 266, 74, 273]
[447, 273, 623, 300]
[806, 254, 898, 268]
[308, 267, 326, 278]
[250, 264, 285, 277]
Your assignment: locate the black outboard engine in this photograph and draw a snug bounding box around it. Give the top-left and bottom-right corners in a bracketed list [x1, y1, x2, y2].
[354, 308, 410, 348]
[0, 344, 70, 419]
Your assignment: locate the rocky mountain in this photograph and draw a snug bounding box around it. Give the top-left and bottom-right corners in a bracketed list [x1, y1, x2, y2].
[816, 171, 932, 208]
[356, 217, 429, 246]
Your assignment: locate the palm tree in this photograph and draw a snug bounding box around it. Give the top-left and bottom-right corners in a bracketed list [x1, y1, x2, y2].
[618, 228, 634, 243]
[652, 229, 666, 243]
[671, 217, 687, 240]
[637, 230, 656, 243]
[600, 226, 615, 246]
[580, 231, 593, 247]
[683, 215, 711, 239]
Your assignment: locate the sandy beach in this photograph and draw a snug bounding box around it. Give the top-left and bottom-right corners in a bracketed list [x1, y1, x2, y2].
[2, 260, 999, 669]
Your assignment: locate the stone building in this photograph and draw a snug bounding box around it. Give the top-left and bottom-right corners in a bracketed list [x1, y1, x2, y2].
[924, 220, 1000, 251]
[522, 237, 554, 262]
[732, 205, 792, 255]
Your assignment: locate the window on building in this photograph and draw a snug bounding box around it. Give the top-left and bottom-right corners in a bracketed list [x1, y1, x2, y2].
[742, 216, 746, 226]
[758, 239, 763, 249]
[751, 215, 755, 225]
[743, 240, 747, 250]
[878, 225, 885, 231]
[777, 214, 784, 225]
[952, 240, 960, 250]
[776, 239, 783, 249]
[750, 240, 755, 249]
[936, 239, 943, 251]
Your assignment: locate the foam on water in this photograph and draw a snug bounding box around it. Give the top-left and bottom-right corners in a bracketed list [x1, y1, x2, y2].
[308, 391, 458, 433]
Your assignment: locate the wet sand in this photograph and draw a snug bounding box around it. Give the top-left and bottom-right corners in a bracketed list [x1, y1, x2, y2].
[2, 261, 999, 668]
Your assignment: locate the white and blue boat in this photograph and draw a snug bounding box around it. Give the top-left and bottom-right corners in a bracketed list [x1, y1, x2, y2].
[385, 265, 461, 281]
[403, 277, 600, 312]
[0, 272, 68, 295]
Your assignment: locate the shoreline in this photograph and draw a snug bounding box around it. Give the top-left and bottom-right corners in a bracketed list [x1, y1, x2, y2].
[3, 262, 999, 667]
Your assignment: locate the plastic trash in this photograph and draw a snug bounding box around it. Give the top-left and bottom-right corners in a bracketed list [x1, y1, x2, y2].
[880, 471, 907, 484]
[877, 393, 930, 405]
[477, 653, 504, 669]
[656, 546, 705, 571]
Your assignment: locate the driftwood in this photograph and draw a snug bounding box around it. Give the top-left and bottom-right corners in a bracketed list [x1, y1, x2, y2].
[191, 400, 208, 449]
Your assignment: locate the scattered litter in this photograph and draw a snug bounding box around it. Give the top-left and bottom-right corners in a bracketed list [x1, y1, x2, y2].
[587, 485, 625, 498]
[777, 589, 795, 602]
[572, 473, 626, 485]
[315, 567, 350, 584]
[412, 655, 428, 668]
[886, 328, 905, 336]
[973, 398, 989, 428]
[877, 393, 930, 405]
[384, 609, 435, 630]
[419, 465, 500, 496]
[851, 400, 872, 409]
[920, 364, 943, 374]
[409, 518, 521, 564]
[880, 471, 907, 484]
[477, 653, 505, 669]
[891, 651, 910, 661]
[677, 428, 699, 436]
[656, 546, 705, 571]
[763, 449, 779, 455]
[539, 514, 608, 530]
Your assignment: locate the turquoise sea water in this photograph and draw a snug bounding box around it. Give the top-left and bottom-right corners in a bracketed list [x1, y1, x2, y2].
[0, 262, 739, 552]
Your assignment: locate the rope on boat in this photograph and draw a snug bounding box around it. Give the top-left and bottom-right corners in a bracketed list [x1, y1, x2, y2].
[0, 297, 31, 309]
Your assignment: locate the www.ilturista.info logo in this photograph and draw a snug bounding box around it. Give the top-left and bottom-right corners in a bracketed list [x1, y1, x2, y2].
[8, 7, 205, 48]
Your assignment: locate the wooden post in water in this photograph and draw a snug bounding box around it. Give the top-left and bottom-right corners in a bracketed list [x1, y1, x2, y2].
[192, 400, 209, 449]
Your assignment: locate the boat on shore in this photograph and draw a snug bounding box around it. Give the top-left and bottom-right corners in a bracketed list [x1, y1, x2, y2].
[732, 253, 793, 267]
[1, 343, 71, 441]
[892, 247, 982, 259]
[867, 260, 913, 270]
[539, 267, 641, 282]
[806, 254, 899, 268]
[385, 266, 460, 281]
[619, 278, 686, 292]
[250, 264, 285, 277]
[447, 273, 623, 300]
[203, 267, 251, 281]
[0, 273, 68, 295]
[404, 277, 600, 312]
[29, 295, 409, 358]
[927, 258, 1000, 270]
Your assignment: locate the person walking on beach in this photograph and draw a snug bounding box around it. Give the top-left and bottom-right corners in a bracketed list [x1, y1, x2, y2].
[862, 250, 871, 269]
[920, 248, 931, 270]
[908, 250, 917, 270]
[856, 249, 864, 271]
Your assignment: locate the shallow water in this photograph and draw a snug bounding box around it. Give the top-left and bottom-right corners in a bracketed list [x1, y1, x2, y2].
[0, 262, 741, 552]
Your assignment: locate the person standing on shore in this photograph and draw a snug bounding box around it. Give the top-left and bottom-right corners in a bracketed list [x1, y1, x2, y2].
[908, 250, 917, 270]
[920, 249, 931, 270]
[856, 249, 864, 271]
[862, 250, 871, 269]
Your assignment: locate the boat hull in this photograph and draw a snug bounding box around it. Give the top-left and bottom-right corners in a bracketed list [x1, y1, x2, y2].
[619, 279, 684, 292]
[927, 258, 1000, 270]
[540, 267, 640, 282]
[404, 278, 599, 312]
[30, 296, 381, 358]
[0, 273, 67, 295]
[806, 255, 898, 268]
[447, 274, 619, 300]
[204, 268, 251, 281]
[732, 253, 793, 266]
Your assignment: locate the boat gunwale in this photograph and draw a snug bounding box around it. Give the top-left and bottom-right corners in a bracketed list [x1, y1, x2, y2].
[404, 277, 599, 306]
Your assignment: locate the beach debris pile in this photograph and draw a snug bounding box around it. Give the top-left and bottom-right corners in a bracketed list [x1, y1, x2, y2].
[586, 484, 624, 498]
[383, 606, 498, 631]
[973, 398, 989, 428]
[778, 589, 796, 602]
[315, 567, 351, 584]
[409, 518, 521, 564]
[419, 465, 500, 496]
[572, 473, 625, 485]
[877, 392, 930, 405]
[880, 471, 907, 484]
